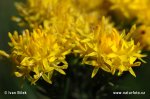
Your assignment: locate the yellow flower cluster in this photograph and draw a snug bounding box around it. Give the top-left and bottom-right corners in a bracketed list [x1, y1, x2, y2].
[74, 17, 146, 77]
[13, 0, 109, 28]
[8, 29, 69, 84]
[0, 0, 149, 84]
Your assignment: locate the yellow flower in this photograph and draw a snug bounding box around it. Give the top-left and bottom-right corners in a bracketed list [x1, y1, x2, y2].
[73, 17, 114, 56]
[13, 0, 57, 27]
[74, 0, 109, 24]
[74, 17, 146, 77]
[133, 25, 150, 50]
[109, 0, 149, 18]
[6, 29, 69, 84]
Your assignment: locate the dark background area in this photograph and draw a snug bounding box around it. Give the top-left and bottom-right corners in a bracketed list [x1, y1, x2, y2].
[0, 0, 150, 99]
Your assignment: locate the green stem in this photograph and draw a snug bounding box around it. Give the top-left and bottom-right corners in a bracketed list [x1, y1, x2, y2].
[63, 78, 70, 99]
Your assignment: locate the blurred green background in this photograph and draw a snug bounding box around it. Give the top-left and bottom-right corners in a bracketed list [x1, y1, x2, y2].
[0, 0, 150, 99]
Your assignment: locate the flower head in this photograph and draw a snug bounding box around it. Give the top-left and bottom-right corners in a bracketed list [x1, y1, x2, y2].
[7, 29, 69, 84]
[74, 17, 146, 77]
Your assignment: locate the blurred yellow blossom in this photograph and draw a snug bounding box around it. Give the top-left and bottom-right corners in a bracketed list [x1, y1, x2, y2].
[137, 10, 150, 25]
[13, 0, 111, 28]
[133, 25, 150, 50]
[109, 0, 150, 25]
[74, 0, 110, 24]
[13, 0, 79, 28]
[109, 0, 149, 17]
[5, 29, 70, 84]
